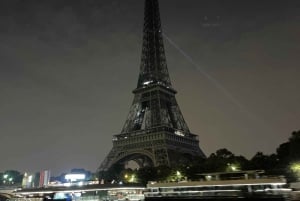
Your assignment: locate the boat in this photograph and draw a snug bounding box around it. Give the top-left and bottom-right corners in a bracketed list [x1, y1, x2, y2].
[12, 183, 145, 201]
[144, 170, 291, 200]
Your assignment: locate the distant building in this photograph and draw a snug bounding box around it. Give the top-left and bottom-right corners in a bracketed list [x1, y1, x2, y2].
[22, 172, 34, 188]
[22, 170, 50, 188]
[39, 170, 50, 187]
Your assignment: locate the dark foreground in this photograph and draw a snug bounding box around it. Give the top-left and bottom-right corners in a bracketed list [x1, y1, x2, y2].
[145, 195, 287, 201]
[146, 199, 286, 201]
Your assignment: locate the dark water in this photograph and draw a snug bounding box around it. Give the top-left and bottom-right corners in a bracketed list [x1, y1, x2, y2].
[144, 196, 288, 201]
[145, 199, 287, 201]
[148, 199, 286, 201]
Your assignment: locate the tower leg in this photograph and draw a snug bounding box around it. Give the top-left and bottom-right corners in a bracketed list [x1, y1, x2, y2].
[154, 148, 170, 166]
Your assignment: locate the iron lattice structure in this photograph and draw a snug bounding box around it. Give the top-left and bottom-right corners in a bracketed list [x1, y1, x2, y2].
[99, 0, 205, 172]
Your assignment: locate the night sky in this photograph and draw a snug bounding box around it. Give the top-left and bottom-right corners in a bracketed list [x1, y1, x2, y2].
[0, 0, 299, 176]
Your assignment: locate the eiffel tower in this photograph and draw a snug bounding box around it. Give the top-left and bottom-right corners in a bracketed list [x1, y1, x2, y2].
[98, 0, 205, 172]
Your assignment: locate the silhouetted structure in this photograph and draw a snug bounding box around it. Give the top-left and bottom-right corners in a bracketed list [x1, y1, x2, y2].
[98, 0, 205, 172]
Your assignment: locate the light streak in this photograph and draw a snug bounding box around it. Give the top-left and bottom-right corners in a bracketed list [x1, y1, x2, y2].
[163, 33, 245, 111]
[162, 33, 277, 135]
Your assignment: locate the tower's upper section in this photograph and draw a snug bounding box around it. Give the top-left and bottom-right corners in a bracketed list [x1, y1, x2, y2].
[136, 0, 172, 90]
[120, 0, 192, 134]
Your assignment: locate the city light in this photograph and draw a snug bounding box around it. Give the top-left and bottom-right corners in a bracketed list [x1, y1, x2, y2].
[124, 173, 137, 183]
[227, 163, 240, 172]
[291, 163, 300, 172]
[65, 174, 86, 182]
[28, 175, 33, 183]
[129, 174, 136, 183]
[291, 162, 300, 180]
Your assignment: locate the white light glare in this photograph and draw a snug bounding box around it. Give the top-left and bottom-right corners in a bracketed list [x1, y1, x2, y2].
[143, 81, 153, 85]
[65, 174, 85, 181]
